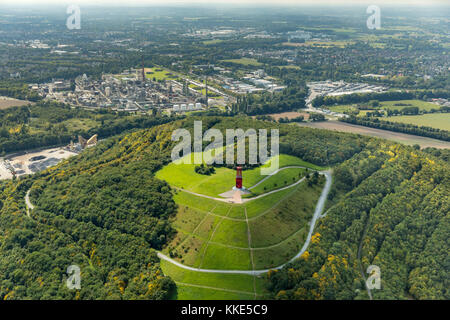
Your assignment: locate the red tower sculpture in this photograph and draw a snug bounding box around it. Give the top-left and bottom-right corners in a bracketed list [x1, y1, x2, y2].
[236, 166, 243, 189]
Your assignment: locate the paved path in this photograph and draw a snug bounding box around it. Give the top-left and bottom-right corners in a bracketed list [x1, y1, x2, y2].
[157, 171, 332, 275]
[176, 165, 315, 204]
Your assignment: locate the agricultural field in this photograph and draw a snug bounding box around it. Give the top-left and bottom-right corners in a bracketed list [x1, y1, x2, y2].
[326, 104, 358, 113]
[282, 40, 354, 48]
[276, 65, 301, 70]
[326, 100, 439, 114]
[379, 100, 440, 112]
[203, 39, 224, 45]
[265, 111, 310, 121]
[296, 120, 450, 149]
[381, 113, 450, 131]
[221, 58, 263, 66]
[0, 96, 34, 109]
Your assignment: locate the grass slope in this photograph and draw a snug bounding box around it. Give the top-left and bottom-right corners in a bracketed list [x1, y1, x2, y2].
[163, 176, 325, 271]
[155, 153, 322, 197]
[161, 260, 269, 300]
[157, 151, 326, 299]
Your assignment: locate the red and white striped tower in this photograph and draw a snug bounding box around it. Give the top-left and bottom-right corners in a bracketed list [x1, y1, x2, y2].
[236, 166, 243, 189]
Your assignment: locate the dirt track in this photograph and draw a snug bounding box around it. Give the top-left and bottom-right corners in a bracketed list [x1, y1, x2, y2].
[296, 121, 450, 149]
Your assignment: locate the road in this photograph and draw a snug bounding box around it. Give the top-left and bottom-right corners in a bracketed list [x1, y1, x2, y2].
[305, 88, 347, 118]
[157, 171, 332, 275]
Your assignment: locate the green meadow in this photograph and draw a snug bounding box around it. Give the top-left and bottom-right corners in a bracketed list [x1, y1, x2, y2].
[145, 67, 178, 81]
[163, 175, 325, 270]
[157, 152, 327, 299]
[326, 100, 440, 115]
[380, 100, 439, 112]
[382, 113, 450, 131]
[161, 260, 269, 300]
[221, 58, 263, 66]
[155, 153, 322, 197]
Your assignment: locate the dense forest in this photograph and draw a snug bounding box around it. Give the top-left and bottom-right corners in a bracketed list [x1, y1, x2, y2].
[230, 87, 307, 115]
[0, 117, 448, 299]
[0, 122, 183, 299]
[0, 101, 183, 154]
[0, 81, 41, 102]
[0, 117, 375, 299]
[266, 140, 449, 299]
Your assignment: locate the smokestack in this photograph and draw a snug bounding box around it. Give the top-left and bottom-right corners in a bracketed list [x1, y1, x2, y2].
[205, 76, 208, 107]
[141, 55, 145, 86]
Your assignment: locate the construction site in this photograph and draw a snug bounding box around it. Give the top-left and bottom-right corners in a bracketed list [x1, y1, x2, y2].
[0, 134, 98, 180]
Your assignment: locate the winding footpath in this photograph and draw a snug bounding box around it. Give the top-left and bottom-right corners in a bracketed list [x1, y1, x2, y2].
[157, 171, 332, 275]
[24, 170, 333, 276]
[175, 165, 314, 203]
[25, 190, 34, 218]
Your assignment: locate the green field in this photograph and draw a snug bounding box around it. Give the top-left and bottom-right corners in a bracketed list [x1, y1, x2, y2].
[380, 100, 439, 112]
[382, 113, 450, 131]
[62, 118, 100, 131]
[161, 260, 269, 300]
[188, 84, 221, 97]
[145, 68, 178, 81]
[155, 153, 322, 197]
[163, 176, 325, 269]
[221, 58, 263, 66]
[326, 104, 358, 113]
[203, 39, 224, 45]
[157, 151, 327, 299]
[327, 100, 441, 115]
[248, 167, 306, 196]
[276, 65, 301, 70]
[28, 117, 101, 134]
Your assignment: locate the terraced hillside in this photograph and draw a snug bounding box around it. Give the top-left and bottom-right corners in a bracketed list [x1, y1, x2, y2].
[161, 159, 325, 271]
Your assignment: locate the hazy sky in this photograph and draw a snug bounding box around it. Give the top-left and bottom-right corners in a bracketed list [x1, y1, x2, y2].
[2, 0, 449, 6]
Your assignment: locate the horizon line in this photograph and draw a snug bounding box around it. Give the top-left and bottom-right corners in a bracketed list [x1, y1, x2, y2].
[1, 0, 449, 7]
